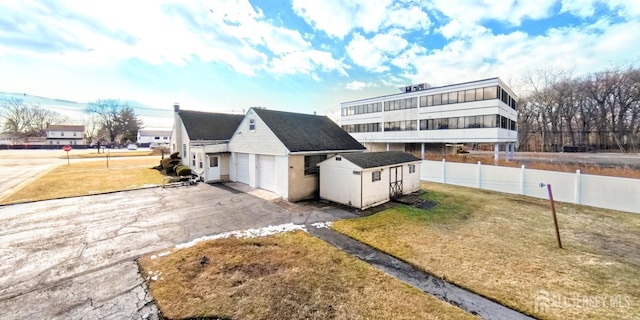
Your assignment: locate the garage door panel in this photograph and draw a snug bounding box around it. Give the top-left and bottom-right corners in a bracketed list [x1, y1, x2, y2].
[236, 153, 249, 184]
[257, 155, 275, 191]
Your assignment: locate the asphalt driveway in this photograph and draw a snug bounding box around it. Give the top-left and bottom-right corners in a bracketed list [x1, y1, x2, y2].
[0, 183, 356, 319]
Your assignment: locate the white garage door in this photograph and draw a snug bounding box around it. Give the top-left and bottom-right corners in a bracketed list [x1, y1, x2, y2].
[236, 153, 250, 184]
[257, 155, 276, 192]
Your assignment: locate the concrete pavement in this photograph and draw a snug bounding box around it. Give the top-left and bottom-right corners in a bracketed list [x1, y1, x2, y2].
[0, 183, 357, 319]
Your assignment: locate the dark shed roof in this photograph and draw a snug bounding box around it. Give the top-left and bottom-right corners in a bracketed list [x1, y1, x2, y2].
[253, 108, 365, 152]
[338, 151, 421, 169]
[179, 110, 244, 140]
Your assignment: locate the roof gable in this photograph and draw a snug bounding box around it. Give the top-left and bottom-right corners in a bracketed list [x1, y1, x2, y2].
[179, 110, 243, 140]
[335, 151, 421, 169]
[253, 108, 365, 152]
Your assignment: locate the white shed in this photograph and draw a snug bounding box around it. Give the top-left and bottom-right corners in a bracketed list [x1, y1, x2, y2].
[318, 151, 422, 210]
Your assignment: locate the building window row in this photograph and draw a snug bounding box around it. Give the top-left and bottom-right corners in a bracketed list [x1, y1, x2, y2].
[384, 120, 417, 131]
[419, 115, 516, 131]
[384, 97, 418, 111]
[341, 102, 383, 116]
[342, 123, 381, 133]
[419, 85, 517, 109]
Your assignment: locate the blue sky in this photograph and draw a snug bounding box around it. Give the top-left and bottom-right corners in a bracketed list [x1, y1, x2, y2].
[1, 0, 639, 127]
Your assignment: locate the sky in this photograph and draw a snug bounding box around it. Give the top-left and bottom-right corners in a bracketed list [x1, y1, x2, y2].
[1, 0, 639, 126]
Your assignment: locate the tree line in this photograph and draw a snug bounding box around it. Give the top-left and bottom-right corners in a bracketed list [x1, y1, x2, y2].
[518, 65, 640, 152]
[0, 98, 143, 145]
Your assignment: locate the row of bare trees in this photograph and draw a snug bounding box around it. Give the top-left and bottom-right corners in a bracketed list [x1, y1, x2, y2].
[0, 98, 67, 139]
[0, 98, 143, 145]
[518, 66, 640, 152]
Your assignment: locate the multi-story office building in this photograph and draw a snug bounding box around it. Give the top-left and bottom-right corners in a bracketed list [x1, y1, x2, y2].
[340, 77, 518, 158]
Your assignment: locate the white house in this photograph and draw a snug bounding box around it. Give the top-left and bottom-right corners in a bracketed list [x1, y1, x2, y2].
[318, 151, 422, 210]
[137, 129, 171, 147]
[228, 108, 366, 202]
[340, 77, 518, 159]
[172, 105, 366, 202]
[171, 104, 244, 183]
[45, 125, 85, 146]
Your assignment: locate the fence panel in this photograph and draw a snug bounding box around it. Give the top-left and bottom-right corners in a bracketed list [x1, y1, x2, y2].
[420, 160, 639, 214]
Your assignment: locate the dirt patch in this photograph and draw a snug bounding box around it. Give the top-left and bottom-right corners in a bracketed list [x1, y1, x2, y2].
[415, 200, 437, 210]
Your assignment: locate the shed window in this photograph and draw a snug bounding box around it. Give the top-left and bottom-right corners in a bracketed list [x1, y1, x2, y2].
[409, 164, 416, 173]
[372, 171, 381, 182]
[304, 154, 327, 175]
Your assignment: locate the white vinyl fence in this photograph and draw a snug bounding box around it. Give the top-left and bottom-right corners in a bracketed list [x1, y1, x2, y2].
[420, 160, 640, 214]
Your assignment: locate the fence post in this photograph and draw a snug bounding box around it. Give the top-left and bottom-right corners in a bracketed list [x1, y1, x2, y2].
[520, 165, 526, 195]
[477, 161, 482, 188]
[575, 169, 582, 204]
[442, 159, 446, 184]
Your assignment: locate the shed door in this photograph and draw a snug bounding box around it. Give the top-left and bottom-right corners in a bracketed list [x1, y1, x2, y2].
[236, 153, 250, 184]
[257, 155, 276, 191]
[389, 165, 403, 198]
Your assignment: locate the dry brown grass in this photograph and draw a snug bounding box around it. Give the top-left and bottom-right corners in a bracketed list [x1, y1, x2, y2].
[332, 182, 640, 319]
[0, 157, 163, 204]
[139, 231, 476, 320]
[60, 150, 153, 159]
[424, 153, 640, 179]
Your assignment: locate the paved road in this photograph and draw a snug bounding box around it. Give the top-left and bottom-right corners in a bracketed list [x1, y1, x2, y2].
[0, 184, 357, 319]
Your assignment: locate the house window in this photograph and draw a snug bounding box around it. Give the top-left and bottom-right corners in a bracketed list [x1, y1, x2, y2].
[304, 154, 327, 175]
[336, 157, 341, 161]
[73, 132, 77, 137]
[192, 153, 196, 166]
[155, 137, 160, 140]
[210, 157, 219, 167]
[61, 132, 64, 136]
[198, 154, 203, 169]
[372, 171, 381, 182]
[249, 118, 256, 131]
[409, 164, 416, 173]
[183, 144, 187, 159]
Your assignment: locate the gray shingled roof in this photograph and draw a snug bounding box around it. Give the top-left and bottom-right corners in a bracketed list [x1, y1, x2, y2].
[179, 110, 244, 140]
[337, 151, 421, 169]
[253, 108, 365, 152]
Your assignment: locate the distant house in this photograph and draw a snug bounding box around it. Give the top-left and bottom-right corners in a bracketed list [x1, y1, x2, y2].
[318, 151, 422, 210]
[45, 125, 85, 147]
[171, 105, 365, 201]
[137, 129, 171, 147]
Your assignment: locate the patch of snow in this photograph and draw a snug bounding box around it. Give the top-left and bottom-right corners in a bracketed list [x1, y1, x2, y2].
[150, 251, 171, 259]
[310, 221, 332, 229]
[175, 223, 307, 249]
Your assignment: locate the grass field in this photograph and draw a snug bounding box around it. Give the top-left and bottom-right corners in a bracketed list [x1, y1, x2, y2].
[332, 182, 639, 320]
[139, 231, 476, 320]
[0, 157, 163, 204]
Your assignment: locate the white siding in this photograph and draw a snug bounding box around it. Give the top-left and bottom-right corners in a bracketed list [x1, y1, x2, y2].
[403, 162, 422, 194]
[228, 109, 288, 156]
[361, 168, 391, 209]
[319, 157, 362, 208]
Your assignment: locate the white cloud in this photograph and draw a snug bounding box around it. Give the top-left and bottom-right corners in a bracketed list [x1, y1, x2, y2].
[291, 0, 392, 38]
[560, 0, 599, 17]
[346, 32, 409, 72]
[345, 81, 374, 90]
[429, 0, 556, 27]
[400, 18, 640, 93]
[385, 5, 432, 31]
[270, 50, 349, 80]
[0, 0, 343, 79]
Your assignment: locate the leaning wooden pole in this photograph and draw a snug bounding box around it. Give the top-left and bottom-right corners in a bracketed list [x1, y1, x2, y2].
[546, 184, 563, 249]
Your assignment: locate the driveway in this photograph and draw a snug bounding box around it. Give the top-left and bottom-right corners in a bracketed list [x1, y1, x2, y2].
[0, 183, 357, 319]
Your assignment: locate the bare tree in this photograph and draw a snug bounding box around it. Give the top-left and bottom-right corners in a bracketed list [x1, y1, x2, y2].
[85, 99, 142, 144]
[0, 98, 66, 139]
